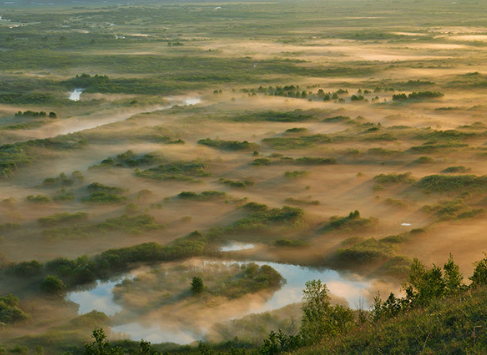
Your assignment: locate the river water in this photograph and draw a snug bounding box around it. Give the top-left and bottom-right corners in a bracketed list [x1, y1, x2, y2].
[68, 88, 85, 101]
[67, 258, 373, 344]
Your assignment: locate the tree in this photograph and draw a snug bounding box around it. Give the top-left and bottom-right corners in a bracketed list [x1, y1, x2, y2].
[443, 253, 463, 293]
[300, 280, 353, 345]
[138, 340, 160, 355]
[40, 275, 66, 296]
[470, 254, 487, 287]
[191, 276, 204, 295]
[300, 280, 331, 344]
[84, 328, 123, 355]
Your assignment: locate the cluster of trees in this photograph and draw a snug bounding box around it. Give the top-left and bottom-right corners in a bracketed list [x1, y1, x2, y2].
[89, 151, 163, 169]
[392, 91, 444, 101]
[81, 182, 127, 204]
[43, 171, 84, 187]
[197, 138, 260, 152]
[323, 210, 378, 232]
[15, 110, 57, 118]
[8, 251, 487, 354]
[226, 203, 305, 235]
[190, 263, 283, 299]
[372, 254, 479, 320]
[135, 160, 211, 182]
[64, 74, 110, 90]
[178, 191, 227, 201]
[241, 86, 353, 102]
[0, 294, 30, 325]
[0, 134, 87, 179]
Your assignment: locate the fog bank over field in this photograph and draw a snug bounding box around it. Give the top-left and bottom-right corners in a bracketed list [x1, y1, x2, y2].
[2, 0, 487, 352]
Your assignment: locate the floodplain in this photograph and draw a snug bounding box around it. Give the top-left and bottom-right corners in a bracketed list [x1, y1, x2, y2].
[2, 0, 487, 353]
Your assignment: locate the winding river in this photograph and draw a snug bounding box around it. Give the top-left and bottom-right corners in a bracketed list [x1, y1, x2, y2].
[67, 257, 374, 344]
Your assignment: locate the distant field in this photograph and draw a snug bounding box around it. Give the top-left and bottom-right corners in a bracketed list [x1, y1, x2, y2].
[2, 0, 487, 353]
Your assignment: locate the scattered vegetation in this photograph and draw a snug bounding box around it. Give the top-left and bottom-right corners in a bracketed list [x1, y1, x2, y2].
[178, 191, 227, 201]
[416, 174, 487, 192]
[373, 172, 415, 185]
[442, 166, 471, 174]
[38, 212, 89, 227]
[262, 135, 330, 149]
[284, 171, 308, 179]
[198, 138, 260, 151]
[0, 294, 30, 324]
[135, 161, 211, 182]
[322, 210, 378, 233]
[422, 199, 485, 221]
[219, 177, 255, 188]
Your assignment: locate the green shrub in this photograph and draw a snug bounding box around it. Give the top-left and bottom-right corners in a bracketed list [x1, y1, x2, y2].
[135, 161, 211, 182]
[89, 151, 164, 169]
[220, 264, 283, 299]
[178, 191, 227, 201]
[227, 205, 305, 235]
[375, 255, 412, 278]
[252, 158, 272, 166]
[409, 141, 468, 153]
[284, 197, 319, 206]
[442, 166, 471, 174]
[198, 138, 260, 151]
[323, 210, 378, 232]
[86, 182, 124, 194]
[384, 198, 408, 208]
[373, 172, 415, 185]
[285, 127, 308, 133]
[274, 239, 310, 247]
[262, 135, 330, 149]
[218, 177, 255, 188]
[125, 204, 140, 214]
[408, 91, 444, 100]
[42, 172, 83, 187]
[38, 212, 88, 227]
[417, 174, 487, 192]
[294, 157, 337, 165]
[284, 171, 308, 178]
[414, 156, 434, 164]
[26, 195, 50, 204]
[42, 226, 92, 241]
[233, 109, 316, 122]
[6, 260, 43, 277]
[0, 294, 30, 324]
[335, 238, 394, 265]
[97, 214, 162, 235]
[322, 115, 351, 123]
[81, 192, 127, 204]
[40, 275, 66, 296]
[422, 199, 485, 220]
[416, 129, 477, 141]
[52, 190, 76, 202]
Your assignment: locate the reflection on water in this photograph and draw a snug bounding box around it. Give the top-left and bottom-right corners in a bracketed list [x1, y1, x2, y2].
[67, 272, 140, 316]
[235, 261, 370, 313]
[67, 279, 123, 316]
[67, 259, 371, 344]
[220, 243, 255, 252]
[69, 88, 84, 101]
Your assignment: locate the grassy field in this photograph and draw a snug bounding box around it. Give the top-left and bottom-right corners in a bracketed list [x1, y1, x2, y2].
[2, 0, 487, 353]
